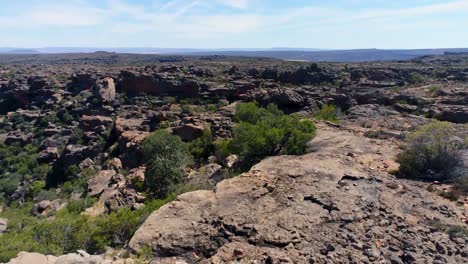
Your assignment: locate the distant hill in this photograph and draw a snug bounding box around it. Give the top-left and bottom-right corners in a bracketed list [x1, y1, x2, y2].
[2, 47, 468, 62]
[180, 48, 468, 62]
[0, 49, 41, 54]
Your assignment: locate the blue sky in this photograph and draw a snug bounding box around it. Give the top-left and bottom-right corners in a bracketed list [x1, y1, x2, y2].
[0, 0, 467, 49]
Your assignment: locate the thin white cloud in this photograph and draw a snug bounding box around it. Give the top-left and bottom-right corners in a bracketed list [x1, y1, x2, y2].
[0, 4, 106, 28]
[219, 0, 250, 9]
[1, 0, 468, 45]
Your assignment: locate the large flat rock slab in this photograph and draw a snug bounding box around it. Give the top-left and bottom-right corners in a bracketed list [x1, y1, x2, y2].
[129, 123, 467, 263]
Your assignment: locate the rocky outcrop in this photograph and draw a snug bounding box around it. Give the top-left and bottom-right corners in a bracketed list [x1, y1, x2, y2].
[31, 200, 64, 217]
[186, 163, 225, 188]
[118, 131, 150, 169]
[59, 144, 100, 169]
[87, 168, 146, 213]
[118, 70, 200, 97]
[6, 252, 57, 264]
[242, 88, 305, 112]
[172, 124, 205, 141]
[6, 251, 105, 264]
[79, 115, 113, 133]
[4, 131, 33, 146]
[434, 105, 468, 123]
[129, 123, 467, 263]
[88, 170, 116, 197]
[37, 147, 60, 164]
[92, 77, 116, 103]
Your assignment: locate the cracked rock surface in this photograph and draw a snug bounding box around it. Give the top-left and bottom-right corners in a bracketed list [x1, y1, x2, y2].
[129, 123, 467, 263]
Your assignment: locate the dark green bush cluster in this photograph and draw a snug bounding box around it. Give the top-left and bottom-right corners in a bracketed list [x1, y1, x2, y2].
[397, 121, 466, 182]
[0, 143, 50, 203]
[189, 130, 215, 162]
[142, 130, 192, 198]
[219, 102, 316, 169]
[0, 196, 174, 262]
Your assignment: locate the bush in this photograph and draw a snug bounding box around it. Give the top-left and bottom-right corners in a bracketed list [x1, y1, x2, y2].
[0, 196, 175, 261]
[397, 121, 466, 181]
[142, 130, 192, 198]
[189, 130, 214, 162]
[222, 102, 316, 169]
[315, 104, 341, 122]
[408, 72, 425, 84]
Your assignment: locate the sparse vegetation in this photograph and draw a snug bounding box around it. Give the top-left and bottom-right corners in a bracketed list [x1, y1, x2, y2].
[315, 104, 342, 122]
[218, 102, 316, 169]
[408, 72, 426, 84]
[189, 130, 215, 162]
[0, 196, 174, 262]
[142, 130, 192, 198]
[397, 121, 466, 182]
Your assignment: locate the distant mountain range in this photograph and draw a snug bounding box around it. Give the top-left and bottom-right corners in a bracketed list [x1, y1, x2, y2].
[1, 47, 468, 62]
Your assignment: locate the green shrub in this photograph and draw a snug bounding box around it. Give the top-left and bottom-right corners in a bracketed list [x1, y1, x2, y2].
[315, 104, 341, 122]
[0, 143, 49, 203]
[222, 102, 316, 169]
[142, 130, 192, 198]
[65, 197, 96, 214]
[64, 165, 81, 181]
[206, 104, 217, 112]
[162, 96, 176, 104]
[454, 176, 468, 193]
[397, 121, 466, 181]
[447, 225, 468, 239]
[69, 128, 84, 144]
[214, 138, 232, 161]
[408, 72, 425, 84]
[26, 180, 46, 198]
[0, 196, 175, 261]
[189, 130, 214, 161]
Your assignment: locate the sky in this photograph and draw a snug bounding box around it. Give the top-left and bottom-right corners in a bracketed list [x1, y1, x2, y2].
[0, 0, 467, 49]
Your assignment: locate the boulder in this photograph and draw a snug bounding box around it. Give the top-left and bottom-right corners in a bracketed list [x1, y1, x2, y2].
[31, 200, 63, 216]
[224, 155, 240, 169]
[0, 218, 7, 235]
[6, 251, 104, 264]
[187, 163, 224, 188]
[5, 131, 33, 146]
[37, 147, 59, 164]
[118, 131, 150, 169]
[104, 157, 123, 171]
[87, 170, 116, 197]
[394, 103, 418, 113]
[115, 117, 147, 136]
[6, 252, 57, 264]
[31, 200, 51, 216]
[172, 124, 205, 141]
[241, 88, 305, 112]
[79, 115, 113, 133]
[268, 89, 304, 109]
[69, 73, 98, 93]
[56, 144, 100, 172]
[434, 105, 468, 123]
[87, 168, 146, 213]
[92, 77, 116, 103]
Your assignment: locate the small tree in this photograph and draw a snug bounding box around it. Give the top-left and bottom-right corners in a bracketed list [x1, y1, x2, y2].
[142, 130, 192, 198]
[397, 121, 465, 181]
[223, 102, 316, 169]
